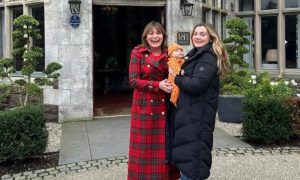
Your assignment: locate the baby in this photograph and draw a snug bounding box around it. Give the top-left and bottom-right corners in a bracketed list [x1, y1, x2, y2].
[167, 43, 185, 106]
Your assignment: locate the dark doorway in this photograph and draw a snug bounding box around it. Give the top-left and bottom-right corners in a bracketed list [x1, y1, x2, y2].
[93, 5, 164, 117]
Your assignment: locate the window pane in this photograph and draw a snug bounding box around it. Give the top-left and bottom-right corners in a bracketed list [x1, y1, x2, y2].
[202, 0, 207, 3]
[261, 16, 278, 69]
[242, 17, 255, 69]
[285, 15, 300, 69]
[285, 0, 300, 8]
[0, 9, 4, 57]
[221, 15, 226, 40]
[32, 6, 45, 71]
[212, 0, 217, 7]
[12, 7, 23, 71]
[239, 0, 254, 11]
[261, 0, 277, 10]
[202, 11, 207, 23]
[221, 0, 224, 9]
[212, 11, 218, 30]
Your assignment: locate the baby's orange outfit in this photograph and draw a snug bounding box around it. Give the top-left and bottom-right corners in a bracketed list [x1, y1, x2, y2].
[168, 57, 184, 106]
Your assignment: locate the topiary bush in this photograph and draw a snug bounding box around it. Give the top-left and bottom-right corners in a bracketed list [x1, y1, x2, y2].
[0, 105, 48, 163]
[0, 15, 62, 106]
[242, 73, 296, 143]
[221, 17, 252, 95]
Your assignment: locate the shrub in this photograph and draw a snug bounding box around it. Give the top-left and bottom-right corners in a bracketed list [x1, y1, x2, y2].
[221, 17, 252, 95]
[284, 97, 300, 135]
[0, 15, 62, 106]
[242, 72, 296, 143]
[0, 105, 48, 163]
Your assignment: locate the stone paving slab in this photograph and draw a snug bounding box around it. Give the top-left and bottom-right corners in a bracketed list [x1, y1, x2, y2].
[58, 121, 91, 165]
[59, 116, 251, 165]
[2, 147, 300, 179]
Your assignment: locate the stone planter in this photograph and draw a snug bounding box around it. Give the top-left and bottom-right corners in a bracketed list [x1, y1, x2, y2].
[218, 95, 244, 123]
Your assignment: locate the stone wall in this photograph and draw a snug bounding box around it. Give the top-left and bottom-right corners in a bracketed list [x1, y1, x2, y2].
[44, 0, 93, 122]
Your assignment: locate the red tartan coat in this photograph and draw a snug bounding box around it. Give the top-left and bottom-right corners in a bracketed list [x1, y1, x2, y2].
[127, 45, 180, 180]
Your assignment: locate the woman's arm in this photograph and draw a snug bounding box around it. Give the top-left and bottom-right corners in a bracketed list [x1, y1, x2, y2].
[175, 53, 218, 95]
[128, 49, 172, 93]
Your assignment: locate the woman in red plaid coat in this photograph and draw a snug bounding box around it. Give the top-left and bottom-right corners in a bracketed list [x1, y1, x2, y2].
[127, 21, 180, 180]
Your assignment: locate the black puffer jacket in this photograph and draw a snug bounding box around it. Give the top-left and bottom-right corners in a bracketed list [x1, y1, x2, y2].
[172, 43, 219, 180]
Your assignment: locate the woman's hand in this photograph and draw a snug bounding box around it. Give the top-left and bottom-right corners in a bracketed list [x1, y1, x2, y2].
[159, 79, 173, 93]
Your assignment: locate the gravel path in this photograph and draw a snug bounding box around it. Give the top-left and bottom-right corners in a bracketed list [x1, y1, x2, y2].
[45, 123, 62, 153]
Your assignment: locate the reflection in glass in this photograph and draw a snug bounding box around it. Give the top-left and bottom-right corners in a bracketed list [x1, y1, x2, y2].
[285, 0, 300, 8]
[239, 0, 254, 11]
[285, 15, 300, 69]
[261, 0, 277, 10]
[261, 16, 278, 68]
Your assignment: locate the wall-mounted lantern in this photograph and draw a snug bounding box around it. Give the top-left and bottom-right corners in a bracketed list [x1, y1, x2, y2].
[180, 0, 194, 16]
[68, 0, 81, 28]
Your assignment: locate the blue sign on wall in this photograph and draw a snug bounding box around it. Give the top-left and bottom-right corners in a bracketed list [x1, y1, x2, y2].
[70, 15, 80, 28]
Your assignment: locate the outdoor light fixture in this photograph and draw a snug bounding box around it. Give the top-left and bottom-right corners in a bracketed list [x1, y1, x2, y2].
[68, 0, 81, 28]
[101, 5, 118, 15]
[68, 0, 81, 15]
[180, 0, 194, 16]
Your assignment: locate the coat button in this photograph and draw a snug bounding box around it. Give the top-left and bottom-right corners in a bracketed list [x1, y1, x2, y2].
[161, 112, 165, 115]
[145, 54, 148, 57]
[150, 113, 153, 115]
[147, 64, 150, 68]
[150, 99, 154, 103]
[161, 99, 165, 102]
[149, 85, 153, 89]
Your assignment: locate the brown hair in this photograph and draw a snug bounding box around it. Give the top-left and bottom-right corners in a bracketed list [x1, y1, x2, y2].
[141, 21, 167, 51]
[191, 23, 230, 76]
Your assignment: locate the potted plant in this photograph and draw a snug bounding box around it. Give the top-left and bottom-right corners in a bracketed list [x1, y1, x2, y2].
[218, 17, 252, 123]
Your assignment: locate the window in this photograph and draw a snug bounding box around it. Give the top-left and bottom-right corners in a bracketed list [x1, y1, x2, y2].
[261, 0, 277, 10]
[285, 15, 300, 69]
[0, 9, 4, 57]
[11, 6, 23, 71]
[285, 0, 300, 8]
[202, 0, 207, 3]
[32, 6, 45, 71]
[212, 0, 217, 7]
[242, 17, 255, 69]
[202, 11, 207, 23]
[261, 16, 278, 69]
[239, 0, 254, 11]
[221, 0, 225, 9]
[212, 11, 218, 30]
[221, 14, 226, 40]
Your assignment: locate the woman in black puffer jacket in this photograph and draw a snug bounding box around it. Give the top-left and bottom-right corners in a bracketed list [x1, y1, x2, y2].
[168, 23, 230, 180]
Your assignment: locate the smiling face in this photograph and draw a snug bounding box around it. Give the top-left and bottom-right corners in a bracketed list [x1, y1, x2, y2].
[192, 26, 211, 48]
[145, 27, 164, 50]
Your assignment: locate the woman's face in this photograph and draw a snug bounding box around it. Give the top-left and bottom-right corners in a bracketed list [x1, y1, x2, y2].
[146, 27, 164, 49]
[192, 26, 211, 48]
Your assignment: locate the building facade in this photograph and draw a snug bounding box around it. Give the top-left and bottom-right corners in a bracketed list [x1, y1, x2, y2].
[0, 0, 299, 122]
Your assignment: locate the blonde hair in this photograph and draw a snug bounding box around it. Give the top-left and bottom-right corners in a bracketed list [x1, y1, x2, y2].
[141, 21, 167, 51]
[191, 23, 230, 76]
